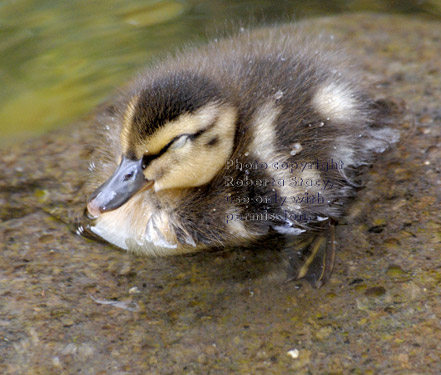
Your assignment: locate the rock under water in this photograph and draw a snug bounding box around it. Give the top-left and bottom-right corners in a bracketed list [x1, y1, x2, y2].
[1, 14, 440, 375]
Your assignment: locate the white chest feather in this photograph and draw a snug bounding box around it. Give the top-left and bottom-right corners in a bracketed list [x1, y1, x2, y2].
[90, 194, 190, 256]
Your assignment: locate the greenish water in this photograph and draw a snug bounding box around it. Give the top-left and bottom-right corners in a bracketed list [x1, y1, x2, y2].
[0, 0, 439, 146]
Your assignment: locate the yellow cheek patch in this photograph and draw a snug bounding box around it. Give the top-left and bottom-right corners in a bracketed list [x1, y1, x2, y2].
[153, 105, 237, 191]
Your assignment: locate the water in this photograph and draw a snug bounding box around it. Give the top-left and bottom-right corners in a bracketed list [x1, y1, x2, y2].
[0, 0, 439, 146]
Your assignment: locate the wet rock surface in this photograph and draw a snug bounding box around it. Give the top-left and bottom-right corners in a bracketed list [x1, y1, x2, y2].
[1, 14, 440, 375]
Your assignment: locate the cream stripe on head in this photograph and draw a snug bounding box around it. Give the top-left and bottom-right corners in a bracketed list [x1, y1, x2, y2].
[120, 95, 139, 153]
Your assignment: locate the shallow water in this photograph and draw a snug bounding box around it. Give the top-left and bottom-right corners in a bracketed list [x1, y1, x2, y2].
[0, 0, 439, 146]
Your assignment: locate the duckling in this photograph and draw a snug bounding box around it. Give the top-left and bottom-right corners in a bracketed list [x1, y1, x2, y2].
[79, 24, 401, 287]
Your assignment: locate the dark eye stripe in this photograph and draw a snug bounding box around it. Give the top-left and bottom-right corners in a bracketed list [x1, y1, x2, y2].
[141, 117, 218, 169]
[141, 129, 204, 169]
[142, 153, 160, 169]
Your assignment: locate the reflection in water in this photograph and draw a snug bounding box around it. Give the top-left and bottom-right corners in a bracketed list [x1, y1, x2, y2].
[0, 0, 439, 146]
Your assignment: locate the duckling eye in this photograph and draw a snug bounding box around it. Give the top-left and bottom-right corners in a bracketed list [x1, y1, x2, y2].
[169, 135, 189, 150]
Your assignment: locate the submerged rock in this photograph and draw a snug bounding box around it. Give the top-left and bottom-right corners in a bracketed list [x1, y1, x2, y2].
[1, 14, 440, 375]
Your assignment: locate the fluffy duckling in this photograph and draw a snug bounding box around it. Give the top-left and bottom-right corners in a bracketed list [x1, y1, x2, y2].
[79, 24, 400, 287]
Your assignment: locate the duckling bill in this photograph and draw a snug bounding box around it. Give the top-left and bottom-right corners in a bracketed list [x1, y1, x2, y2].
[87, 156, 153, 216]
[81, 24, 401, 287]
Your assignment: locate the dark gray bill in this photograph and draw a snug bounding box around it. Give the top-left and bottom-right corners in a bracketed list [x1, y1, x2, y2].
[87, 156, 150, 217]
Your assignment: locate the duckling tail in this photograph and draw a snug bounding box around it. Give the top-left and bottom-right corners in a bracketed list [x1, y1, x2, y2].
[366, 96, 415, 153]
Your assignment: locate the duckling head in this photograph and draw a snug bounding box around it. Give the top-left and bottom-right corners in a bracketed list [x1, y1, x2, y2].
[87, 73, 237, 218]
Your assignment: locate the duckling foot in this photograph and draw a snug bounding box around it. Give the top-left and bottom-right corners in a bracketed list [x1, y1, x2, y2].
[72, 207, 111, 245]
[284, 222, 336, 288]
